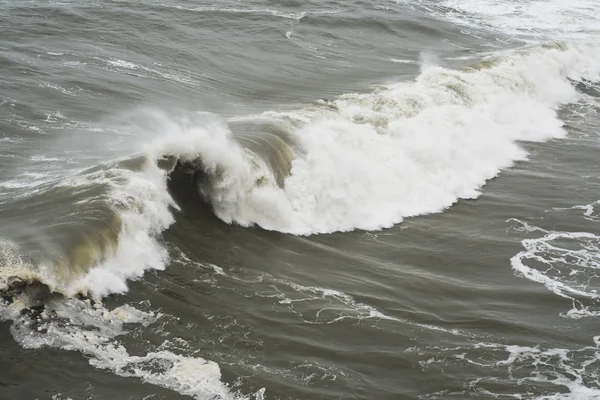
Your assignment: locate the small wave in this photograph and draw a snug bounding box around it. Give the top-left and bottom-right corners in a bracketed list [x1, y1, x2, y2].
[201, 262, 396, 325]
[101, 57, 201, 86]
[0, 155, 174, 300]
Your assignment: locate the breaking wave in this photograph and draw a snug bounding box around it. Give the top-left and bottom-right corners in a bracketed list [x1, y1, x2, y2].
[1, 42, 600, 302]
[158, 42, 600, 235]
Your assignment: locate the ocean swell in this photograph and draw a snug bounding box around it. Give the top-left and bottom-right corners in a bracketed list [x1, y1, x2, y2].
[1, 42, 599, 302]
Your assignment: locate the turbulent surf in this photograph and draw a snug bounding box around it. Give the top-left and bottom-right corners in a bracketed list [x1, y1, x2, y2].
[2, 43, 599, 301]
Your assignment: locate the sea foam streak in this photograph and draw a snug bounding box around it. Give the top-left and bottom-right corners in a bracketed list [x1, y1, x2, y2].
[410, 338, 600, 399]
[431, 203, 600, 398]
[0, 297, 263, 400]
[510, 200, 600, 319]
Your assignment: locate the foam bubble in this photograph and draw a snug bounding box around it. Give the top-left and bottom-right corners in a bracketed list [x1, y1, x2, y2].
[549, 201, 600, 223]
[501, 201, 600, 396]
[0, 239, 41, 292]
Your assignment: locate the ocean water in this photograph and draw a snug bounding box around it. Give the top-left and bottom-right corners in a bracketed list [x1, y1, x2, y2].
[1, 0, 599, 399]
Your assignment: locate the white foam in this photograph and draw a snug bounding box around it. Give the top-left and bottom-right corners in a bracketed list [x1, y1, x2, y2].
[510, 216, 600, 318]
[439, 0, 600, 41]
[148, 43, 600, 235]
[165, 5, 327, 22]
[0, 179, 46, 190]
[39, 82, 79, 96]
[550, 201, 600, 223]
[197, 261, 466, 335]
[30, 155, 69, 162]
[390, 58, 418, 64]
[413, 338, 600, 399]
[1, 298, 253, 400]
[106, 59, 139, 70]
[60, 163, 175, 299]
